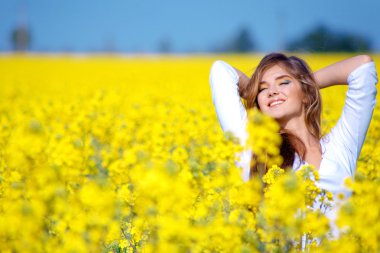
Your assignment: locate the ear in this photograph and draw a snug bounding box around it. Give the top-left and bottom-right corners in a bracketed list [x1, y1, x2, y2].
[302, 95, 308, 104]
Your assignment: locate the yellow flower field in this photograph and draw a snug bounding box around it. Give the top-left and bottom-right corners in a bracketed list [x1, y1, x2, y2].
[0, 54, 379, 252]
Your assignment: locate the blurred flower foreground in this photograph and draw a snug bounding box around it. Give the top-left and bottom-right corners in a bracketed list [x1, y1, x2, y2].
[0, 54, 379, 253]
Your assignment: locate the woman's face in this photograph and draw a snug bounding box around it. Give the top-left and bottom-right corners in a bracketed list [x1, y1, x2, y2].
[257, 64, 306, 124]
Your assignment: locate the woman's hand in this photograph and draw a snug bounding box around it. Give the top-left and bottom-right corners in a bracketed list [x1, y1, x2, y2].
[233, 67, 250, 99]
[313, 55, 373, 89]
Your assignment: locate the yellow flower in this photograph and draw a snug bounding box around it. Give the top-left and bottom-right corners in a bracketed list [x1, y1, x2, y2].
[1, 54, 379, 252]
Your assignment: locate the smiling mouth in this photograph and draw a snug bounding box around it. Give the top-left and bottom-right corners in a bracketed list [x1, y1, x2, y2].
[269, 100, 285, 107]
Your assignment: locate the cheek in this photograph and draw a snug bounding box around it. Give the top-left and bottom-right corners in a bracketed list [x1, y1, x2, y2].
[296, 90, 306, 104]
[257, 95, 265, 109]
[293, 83, 305, 99]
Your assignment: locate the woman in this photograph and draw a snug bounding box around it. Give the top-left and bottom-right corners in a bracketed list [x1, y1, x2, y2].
[209, 53, 377, 229]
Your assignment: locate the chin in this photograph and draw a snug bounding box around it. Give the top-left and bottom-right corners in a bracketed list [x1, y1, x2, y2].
[263, 110, 289, 124]
[272, 115, 287, 123]
[263, 110, 286, 119]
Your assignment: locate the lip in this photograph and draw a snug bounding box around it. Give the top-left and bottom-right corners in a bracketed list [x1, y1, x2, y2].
[268, 98, 285, 107]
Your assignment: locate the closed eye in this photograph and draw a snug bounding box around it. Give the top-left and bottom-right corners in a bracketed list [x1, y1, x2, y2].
[280, 80, 291, 85]
[258, 87, 267, 92]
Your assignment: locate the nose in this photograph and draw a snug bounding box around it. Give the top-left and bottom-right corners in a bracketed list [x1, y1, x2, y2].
[268, 86, 279, 97]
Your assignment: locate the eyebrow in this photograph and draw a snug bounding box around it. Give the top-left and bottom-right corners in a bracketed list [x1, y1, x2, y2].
[259, 75, 292, 84]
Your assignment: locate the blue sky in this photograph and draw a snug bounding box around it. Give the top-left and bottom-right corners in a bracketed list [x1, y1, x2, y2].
[1, 0, 379, 53]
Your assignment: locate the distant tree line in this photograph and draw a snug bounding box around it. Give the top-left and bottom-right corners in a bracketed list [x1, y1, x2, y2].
[211, 24, 371, 53]
[11, 25, 31, 52]
[286, 25, 371, 52]
[225, 28, 255, 53]
[210, 28, 256, 53]
[9, 23, 371, 53]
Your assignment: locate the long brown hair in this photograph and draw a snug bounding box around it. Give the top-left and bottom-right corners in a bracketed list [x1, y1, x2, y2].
[239, 53, 322, 177]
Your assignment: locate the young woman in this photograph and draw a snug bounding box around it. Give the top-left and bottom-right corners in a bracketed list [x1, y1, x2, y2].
[209, 53, 377, 227]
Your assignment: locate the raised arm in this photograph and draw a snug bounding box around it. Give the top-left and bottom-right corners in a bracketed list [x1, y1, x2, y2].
[318, 55, 378, 176]
[313, 55, 373, 89]
[233, 67, 251, 99]
[209, 60, 249, 145]
[209, 60, 252, 181]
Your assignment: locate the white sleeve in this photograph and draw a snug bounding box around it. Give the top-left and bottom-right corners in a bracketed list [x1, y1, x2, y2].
[209, 60, 252, 181]
[328, 61, 378, 175]
[209, 60, 248, 145]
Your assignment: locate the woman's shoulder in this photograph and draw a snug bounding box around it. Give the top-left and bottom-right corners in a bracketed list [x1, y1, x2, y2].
[316, 133, 353, 180]
[319, 132, 345, 161]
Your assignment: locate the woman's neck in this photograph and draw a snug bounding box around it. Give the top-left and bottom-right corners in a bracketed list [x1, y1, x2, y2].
[280, 117, 320, 149]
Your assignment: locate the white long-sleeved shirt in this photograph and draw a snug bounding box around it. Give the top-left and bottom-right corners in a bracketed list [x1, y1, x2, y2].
[209, 59, 377, 201]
